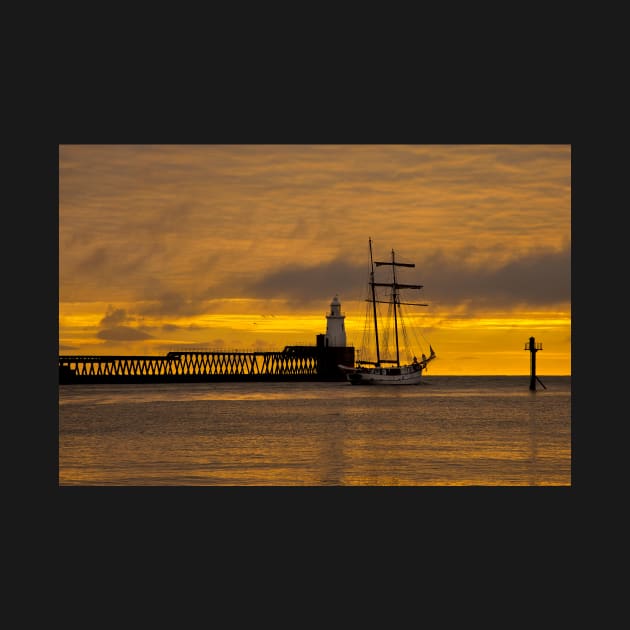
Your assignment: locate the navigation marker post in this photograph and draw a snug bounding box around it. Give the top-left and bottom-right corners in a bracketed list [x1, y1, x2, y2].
[524, 336, 546, 390]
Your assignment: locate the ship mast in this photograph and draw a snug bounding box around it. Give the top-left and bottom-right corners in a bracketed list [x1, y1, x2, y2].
[373, 245, 421, 367]
[368, 237, 381, 367]
[391, 249, 400, 366]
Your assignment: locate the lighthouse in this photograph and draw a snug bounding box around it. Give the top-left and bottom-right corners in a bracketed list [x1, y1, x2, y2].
[325, 295, 347, 347]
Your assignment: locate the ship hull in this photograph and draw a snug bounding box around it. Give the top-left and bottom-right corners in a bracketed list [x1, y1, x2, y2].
[342, 364, 423, 385]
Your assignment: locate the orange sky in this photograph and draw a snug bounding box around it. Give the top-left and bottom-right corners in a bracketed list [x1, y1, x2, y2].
[59, 144, 571, 375]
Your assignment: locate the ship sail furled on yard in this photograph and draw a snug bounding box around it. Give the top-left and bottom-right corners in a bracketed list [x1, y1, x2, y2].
[340, 238, 436, 385]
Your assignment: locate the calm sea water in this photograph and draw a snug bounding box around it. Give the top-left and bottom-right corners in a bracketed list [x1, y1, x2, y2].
[58, 376, 571, 486]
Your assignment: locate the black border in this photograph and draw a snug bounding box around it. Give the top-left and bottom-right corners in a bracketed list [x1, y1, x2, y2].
[50, 87, 577, 559]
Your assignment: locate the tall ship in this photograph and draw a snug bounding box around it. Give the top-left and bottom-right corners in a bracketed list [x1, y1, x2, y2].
[339, 238, 435, 385]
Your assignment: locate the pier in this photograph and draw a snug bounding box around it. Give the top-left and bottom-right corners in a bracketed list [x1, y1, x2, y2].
[59, 345, 354, 384]
[59, 295, 355, 384]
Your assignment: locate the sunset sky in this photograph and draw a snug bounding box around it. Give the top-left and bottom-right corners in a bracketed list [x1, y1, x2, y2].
[59, 144, 571, 375]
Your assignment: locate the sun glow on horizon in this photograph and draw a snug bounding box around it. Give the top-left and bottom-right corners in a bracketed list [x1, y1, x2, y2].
[59, 302, 571, 375]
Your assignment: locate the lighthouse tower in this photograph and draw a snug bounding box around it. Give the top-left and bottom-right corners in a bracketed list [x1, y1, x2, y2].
[325, 295, 347, 347]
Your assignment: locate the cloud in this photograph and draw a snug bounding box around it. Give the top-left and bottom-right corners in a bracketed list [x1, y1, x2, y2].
[81, 241, 569, 325]
[97, 326, 154, 341]
[100, 306, 132, 326]
[423, 244, 570, 307]
[60, 145, 570, 321]
[136, 290, 209, 318]
[240, 259, 364, 305]
[97, 307, 153, 341]
[241, 243, 570, 311]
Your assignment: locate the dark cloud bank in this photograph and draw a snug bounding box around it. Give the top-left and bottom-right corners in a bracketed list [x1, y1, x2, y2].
[96, 245, 570, 325]
[243, 244, 570, 311]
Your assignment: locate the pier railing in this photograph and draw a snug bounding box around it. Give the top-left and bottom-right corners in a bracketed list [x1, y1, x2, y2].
[59, 349, 318, 378]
